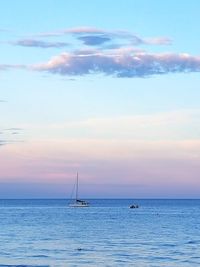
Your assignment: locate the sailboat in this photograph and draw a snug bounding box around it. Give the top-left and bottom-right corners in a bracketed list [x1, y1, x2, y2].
[69, 172, 89, 207]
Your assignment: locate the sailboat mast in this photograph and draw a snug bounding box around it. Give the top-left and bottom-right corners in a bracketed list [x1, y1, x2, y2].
[76, 172, 78, 201]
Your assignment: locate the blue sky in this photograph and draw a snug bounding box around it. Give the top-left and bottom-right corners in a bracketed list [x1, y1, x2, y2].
[0, 0, 200, 198]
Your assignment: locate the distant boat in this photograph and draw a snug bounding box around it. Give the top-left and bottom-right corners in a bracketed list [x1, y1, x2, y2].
[129, 204, 139, 209]
[69, 172, 89, 207]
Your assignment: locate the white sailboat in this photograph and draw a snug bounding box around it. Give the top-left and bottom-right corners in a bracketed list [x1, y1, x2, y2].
[69, 172, 89, 207]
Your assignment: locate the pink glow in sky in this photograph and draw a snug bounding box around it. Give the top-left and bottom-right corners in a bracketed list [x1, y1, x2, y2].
[0, 139, 199, 198]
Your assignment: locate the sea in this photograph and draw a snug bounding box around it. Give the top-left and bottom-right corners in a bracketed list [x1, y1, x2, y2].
[0, 199, 200, 267]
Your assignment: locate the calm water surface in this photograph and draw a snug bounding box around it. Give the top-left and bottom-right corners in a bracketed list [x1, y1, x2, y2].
[0, 199, 200, 266]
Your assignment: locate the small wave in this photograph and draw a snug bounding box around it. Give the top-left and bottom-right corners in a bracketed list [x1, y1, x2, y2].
[191, 256, 200, 260]
[114, 259, 129, 263]
[181, 259, 200, 265]
[186, 240, 199, 245]
[31, 255, 49, 258]
[161, 243, 177, 248]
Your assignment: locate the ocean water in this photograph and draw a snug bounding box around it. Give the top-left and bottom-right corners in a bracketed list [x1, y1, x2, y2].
[0, 199, 200, 267]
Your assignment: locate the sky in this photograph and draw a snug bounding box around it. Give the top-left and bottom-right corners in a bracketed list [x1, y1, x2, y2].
[0, 0, 200, 198]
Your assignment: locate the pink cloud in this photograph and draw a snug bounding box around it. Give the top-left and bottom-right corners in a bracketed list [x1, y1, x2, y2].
[32, 50, 200, 77]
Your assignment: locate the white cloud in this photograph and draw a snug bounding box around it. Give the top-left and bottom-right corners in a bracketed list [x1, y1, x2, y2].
[3, 26, 200, 78]
[32, 50, 200, 78]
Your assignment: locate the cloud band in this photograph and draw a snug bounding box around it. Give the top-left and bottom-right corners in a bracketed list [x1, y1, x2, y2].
[33, 51, 200, 77]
